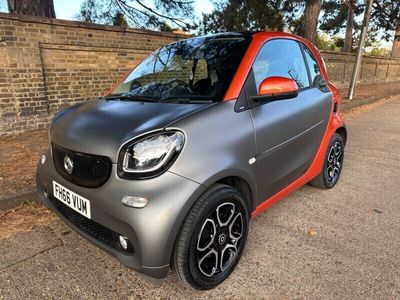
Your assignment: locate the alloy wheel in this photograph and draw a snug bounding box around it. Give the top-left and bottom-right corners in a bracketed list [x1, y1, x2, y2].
[195, 202, 244, 278]
[326, 141, 343, 183]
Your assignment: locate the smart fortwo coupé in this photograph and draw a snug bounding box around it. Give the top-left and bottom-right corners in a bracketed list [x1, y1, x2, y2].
[36, 31, 346, 290]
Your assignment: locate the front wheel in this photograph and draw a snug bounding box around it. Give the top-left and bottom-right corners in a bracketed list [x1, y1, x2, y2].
[172, 184, 249, 290]
[310, 133, 344, 189]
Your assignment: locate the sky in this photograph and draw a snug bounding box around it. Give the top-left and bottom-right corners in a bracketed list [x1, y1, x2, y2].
[0, 0, 214, 22]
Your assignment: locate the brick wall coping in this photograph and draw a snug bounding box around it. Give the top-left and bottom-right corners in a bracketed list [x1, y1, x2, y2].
[0, 12, 190, 39]
[39, 42, 151, 53]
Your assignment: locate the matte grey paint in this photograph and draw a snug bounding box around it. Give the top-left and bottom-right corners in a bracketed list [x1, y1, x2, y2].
[168, 100, 258, 202]
[50, 99, 211, 162]
[35, 37, 334, 280]
[250, 88, 332, 203]
[36, 148, 207, 278]
[36, 88, 331, 280]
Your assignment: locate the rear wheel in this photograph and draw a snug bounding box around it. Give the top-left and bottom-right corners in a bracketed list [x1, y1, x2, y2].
[172, 184, 249, 290]
[310, 133, 344, 189]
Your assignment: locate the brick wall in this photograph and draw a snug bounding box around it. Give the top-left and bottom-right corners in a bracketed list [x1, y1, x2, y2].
[0, 13, 187, 135]
[1, 13, 400, 136]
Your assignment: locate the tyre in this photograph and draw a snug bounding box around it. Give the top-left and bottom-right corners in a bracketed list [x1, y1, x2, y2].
[172, 184, 249, 290]
[310, 133, 344, 189]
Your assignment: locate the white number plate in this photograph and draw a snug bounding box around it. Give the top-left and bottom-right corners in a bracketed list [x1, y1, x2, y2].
[53, 181, 91, 219]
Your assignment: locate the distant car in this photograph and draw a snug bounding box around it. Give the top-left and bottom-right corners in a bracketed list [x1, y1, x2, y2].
[36, 32, 346, 290]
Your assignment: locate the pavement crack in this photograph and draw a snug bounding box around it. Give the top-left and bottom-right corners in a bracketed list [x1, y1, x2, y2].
[0, 241, 63, 273]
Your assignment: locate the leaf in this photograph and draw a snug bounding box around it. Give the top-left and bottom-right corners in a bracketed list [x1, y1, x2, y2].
[308, 228, 318, 236]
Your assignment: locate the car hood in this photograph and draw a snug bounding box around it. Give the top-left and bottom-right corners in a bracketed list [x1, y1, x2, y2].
[50, 99, 211, 163]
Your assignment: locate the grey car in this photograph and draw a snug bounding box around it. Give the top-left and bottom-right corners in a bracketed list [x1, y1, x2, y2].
[36, 31, 347, 290]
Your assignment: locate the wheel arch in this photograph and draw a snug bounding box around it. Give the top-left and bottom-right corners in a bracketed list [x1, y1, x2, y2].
[335, 125, 347, 147]
[169, 172, 255, 266]
[215, 176, 254, 214]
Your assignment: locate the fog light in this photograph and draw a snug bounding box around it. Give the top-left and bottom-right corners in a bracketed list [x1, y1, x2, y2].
[122, 195, 148, 208]
[119, 235, 128, 250]
[40, 154, 46, 165]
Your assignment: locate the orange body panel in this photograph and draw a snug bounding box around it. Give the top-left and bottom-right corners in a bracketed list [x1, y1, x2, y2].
[258, 76, 299, 95]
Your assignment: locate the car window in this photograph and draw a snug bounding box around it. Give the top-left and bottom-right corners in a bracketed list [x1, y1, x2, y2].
[252, 39, 310, 91]
[302, 45, 321, 85]
[110, 35, 252, 102]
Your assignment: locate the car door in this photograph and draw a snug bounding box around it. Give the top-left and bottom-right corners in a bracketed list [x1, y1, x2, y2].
[247, 39, 332, 205]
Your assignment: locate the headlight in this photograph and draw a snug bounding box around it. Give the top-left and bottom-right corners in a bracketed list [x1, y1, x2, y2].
[118, 130, 185, 179]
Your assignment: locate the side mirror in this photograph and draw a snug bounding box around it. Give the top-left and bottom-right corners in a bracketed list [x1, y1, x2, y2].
[249, 76, 299, 107]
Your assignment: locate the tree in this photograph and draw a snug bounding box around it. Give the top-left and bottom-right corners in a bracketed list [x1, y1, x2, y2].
[321, 0, 399, 57]
[112, 11, 128, 27]
[200, 0, 323, 44]
[76, 0, 194, 31]
[159, 22, 173, 32]
[298, 0, 322, 44]
[199, 0, 299, 34]
[392, 23, 400, 58]
[370, 0, 400, 58]
[7, 0, 55, 18]
[343, 0, 355, 52]
[320, 0, 364, 52]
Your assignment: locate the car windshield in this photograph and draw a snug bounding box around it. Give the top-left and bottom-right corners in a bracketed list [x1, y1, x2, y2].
[108, 34, 251, 102]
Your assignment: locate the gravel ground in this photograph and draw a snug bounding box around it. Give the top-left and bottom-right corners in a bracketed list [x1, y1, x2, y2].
[0, 96, 399, 299]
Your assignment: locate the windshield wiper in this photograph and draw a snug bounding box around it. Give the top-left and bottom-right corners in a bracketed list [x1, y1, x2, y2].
[103, 95, 159, 102]
[161, 97, 214, 104]
[103, 95, 214, 104]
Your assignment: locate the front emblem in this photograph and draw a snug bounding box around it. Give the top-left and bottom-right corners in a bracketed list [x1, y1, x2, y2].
[64, 156, 74, 175]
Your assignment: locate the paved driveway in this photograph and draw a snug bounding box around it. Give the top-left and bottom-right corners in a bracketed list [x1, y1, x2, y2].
[0, 96, 399, 299]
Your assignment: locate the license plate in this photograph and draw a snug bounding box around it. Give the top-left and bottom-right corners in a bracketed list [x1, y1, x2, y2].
[53, 181, 91, 219]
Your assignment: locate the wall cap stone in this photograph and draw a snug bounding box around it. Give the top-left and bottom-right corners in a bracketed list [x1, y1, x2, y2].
[0, 12, 190, 39]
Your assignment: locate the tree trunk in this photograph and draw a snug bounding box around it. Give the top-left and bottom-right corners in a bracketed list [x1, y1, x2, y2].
[343, 2, 354, 52]
[7, 0, 56, 18]
[391, 22, 400, 58]
[299, 0, 322, 44]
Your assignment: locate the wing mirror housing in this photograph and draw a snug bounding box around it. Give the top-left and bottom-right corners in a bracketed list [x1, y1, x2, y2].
[249, 76, 299, 107]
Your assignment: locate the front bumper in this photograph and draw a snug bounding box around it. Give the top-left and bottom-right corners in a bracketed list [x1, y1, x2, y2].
[36, 149, 204, 279]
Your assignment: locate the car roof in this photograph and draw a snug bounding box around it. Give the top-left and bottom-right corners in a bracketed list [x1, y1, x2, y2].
[194, 31, 314, 48]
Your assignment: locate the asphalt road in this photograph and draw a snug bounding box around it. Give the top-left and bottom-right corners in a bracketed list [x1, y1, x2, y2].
[1, 96, 399, 299]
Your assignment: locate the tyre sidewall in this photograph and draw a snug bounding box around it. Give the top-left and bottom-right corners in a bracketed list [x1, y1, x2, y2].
[186, 186, 249, 289]
[322, 133, 344, 188]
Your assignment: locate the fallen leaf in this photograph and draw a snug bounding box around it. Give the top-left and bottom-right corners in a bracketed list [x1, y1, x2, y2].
[308, 228, 318, 236]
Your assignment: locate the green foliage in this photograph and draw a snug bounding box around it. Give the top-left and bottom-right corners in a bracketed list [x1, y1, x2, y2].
[366, 47, 390, 57]
[112, 12, 128, 27]
[199, 0, 302, 34]
[320, 0, 364, 34]
[320, 0, 399, 43]
[315, 33, 340, 51]
[332, 35, 344, 49]
[370, 0, 399, 41]
[159, 22, 173, 32]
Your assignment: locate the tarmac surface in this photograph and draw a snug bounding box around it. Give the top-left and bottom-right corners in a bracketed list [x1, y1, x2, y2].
[0, 96, 399, 299]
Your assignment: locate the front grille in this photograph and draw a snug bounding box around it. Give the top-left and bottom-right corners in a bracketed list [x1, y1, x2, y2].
[52, 144, 111, 188]
[49, 195, 134, 253]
